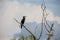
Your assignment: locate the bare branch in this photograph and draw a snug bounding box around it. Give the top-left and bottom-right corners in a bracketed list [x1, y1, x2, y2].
[44, 23, 50, 33]
[38, 22, 43, 39]
[50, 23, 54, 32]
[14, 18, 37, 40]
[14, 18, 20, 24]
[38, 3, 45, 39]
[47, 31, 53, 40]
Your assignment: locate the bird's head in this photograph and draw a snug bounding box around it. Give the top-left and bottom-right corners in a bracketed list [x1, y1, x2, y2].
[23, 16, 26, 18]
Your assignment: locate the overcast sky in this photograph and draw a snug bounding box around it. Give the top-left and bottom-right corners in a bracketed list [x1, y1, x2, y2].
[0, 0, 60, 40]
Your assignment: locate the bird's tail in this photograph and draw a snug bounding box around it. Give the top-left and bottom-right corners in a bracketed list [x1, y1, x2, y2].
[21, 24, 22, 29]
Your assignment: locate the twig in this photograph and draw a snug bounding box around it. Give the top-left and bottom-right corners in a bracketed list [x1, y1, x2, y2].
[44, 23, 50, 33]
[38, 3, 45, 39]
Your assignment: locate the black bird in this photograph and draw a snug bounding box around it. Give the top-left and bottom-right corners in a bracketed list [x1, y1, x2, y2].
[21, 16, 26, 29]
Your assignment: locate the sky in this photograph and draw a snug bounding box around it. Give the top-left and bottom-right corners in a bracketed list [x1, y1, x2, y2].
[0, 0, 60, 40]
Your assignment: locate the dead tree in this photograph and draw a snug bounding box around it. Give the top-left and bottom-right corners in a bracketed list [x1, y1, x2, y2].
[14, 0, 55, 40]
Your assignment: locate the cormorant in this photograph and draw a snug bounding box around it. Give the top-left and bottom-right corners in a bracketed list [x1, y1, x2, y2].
[21, 16, 26, 29]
